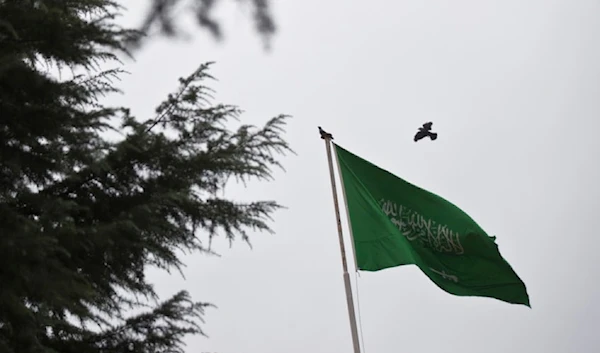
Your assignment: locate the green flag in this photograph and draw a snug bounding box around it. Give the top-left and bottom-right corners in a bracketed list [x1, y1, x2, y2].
[334, 143, 530, 307]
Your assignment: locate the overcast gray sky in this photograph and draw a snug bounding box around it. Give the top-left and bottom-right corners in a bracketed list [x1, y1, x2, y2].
[108, 1, 600, 352]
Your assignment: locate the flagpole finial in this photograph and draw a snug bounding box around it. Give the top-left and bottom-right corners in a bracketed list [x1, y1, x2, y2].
[318, 126, 334, 140]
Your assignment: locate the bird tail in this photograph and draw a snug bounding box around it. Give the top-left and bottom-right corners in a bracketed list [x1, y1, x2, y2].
[429, 133, 438, 140]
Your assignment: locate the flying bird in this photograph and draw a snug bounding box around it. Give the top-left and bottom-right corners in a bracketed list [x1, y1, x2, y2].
[414, 122, 438, 142]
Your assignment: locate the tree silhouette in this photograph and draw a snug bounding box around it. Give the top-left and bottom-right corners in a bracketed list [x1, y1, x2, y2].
[0, 1, 291, 352]
[132, 0, 276, 50]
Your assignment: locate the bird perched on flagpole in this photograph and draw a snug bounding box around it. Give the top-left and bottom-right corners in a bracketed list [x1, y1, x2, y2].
[414, 122, 438, 142]
[318, 126, 333, 140]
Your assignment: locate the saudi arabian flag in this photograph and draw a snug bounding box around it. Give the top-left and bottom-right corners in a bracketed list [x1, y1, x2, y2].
[334, 143, 530, 307]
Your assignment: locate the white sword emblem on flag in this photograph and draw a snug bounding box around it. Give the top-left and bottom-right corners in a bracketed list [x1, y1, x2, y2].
[429, 268, 459, 283]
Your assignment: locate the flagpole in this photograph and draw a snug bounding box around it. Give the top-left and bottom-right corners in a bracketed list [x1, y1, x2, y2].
[319, 126, 361, 353]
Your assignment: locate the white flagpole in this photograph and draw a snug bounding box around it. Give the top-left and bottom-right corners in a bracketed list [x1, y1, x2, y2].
[319, 126, 361, 353]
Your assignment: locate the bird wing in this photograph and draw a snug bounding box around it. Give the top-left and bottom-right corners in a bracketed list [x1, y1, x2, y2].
[423, 122, 433, 130]
[414, 130, 427, 141]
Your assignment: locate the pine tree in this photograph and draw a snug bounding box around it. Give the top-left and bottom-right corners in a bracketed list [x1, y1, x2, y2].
[132, 0, 276, 50]
[0, 1, 292, 352]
